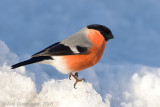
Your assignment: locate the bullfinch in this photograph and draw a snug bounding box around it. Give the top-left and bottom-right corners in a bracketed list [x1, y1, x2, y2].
[11, 24, 114, 88]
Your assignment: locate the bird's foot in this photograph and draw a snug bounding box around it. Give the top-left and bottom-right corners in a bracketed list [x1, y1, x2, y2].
[69, 73, 85, 89]
[73, 78, 85, 89]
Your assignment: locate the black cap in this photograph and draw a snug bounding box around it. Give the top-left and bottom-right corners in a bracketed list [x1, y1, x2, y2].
[87, 24, 114, 41]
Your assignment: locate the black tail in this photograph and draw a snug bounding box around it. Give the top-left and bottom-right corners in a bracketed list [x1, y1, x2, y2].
[11, 56, 53, 69]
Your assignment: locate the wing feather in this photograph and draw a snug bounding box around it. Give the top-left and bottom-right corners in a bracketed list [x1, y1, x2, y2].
[32, 42, 89, 57]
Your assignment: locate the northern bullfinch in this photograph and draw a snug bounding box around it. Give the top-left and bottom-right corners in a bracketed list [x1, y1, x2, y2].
[11, 24, 114, 88]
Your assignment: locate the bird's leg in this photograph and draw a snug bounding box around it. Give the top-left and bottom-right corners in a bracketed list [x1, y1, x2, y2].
[69, 72, 78, 80]
[75, 72, 78, 77]
[69, 73, 85, 89]
[69, 74, 72, 80]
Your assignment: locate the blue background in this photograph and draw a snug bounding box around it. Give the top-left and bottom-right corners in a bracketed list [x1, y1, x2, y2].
[1, 0, 160, 67]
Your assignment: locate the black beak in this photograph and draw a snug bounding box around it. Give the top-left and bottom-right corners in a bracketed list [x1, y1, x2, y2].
[109, 33, 114, 39]
[106, 33, 114, 41]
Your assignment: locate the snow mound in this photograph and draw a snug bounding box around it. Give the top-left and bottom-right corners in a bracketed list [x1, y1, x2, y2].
[34, 79, 109, 107]
[0, 65, 109, 107]
[121, 67, 160, 107]
[0, 65, 36, 104]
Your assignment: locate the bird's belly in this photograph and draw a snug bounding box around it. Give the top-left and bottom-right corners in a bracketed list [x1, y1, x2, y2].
[39, 52, 102, 74]
[62, 55, 96, 72]
[62, 45, 106, 72]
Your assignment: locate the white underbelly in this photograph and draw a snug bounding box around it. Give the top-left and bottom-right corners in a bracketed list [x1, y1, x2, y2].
[38, 56, 72, 74]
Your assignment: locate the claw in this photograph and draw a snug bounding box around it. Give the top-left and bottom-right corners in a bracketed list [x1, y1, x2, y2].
[69, 73, 85, 89]
[80, 78, 85, 82]
[74, 78, 85, 89]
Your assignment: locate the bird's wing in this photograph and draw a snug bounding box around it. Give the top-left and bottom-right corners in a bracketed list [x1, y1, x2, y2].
[32, 42, 90, 57]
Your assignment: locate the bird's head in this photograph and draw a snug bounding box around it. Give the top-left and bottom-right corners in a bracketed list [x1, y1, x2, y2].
[87, 24, 114, 41]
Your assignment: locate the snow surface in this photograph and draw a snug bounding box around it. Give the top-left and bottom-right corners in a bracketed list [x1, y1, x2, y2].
[1, 40, 160, 107]
[0, 64, 110, 107]
[33, 79, 109, 107]
[0, 65, 36, 103]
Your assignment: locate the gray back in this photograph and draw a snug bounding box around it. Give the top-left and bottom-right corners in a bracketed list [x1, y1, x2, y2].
[60, 27, 92, 49]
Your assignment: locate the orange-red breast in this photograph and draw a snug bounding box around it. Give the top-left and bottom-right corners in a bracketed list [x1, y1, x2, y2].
[11, 24, 114, 88]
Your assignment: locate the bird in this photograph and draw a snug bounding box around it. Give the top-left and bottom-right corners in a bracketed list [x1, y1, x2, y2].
[11, 24, 114, 88]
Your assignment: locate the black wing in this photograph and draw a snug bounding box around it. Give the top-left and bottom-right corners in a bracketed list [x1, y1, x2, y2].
[32, 42, 89, 57]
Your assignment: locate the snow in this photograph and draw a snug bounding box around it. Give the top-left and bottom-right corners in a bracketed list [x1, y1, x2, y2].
[121, 67, 160, 107]
[0, 65, 109, 107]
[0, 65, 36, 103]
[82, 64, 160, 107]
[1, 40, 160, 107]
[34, 79, 109, 107]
